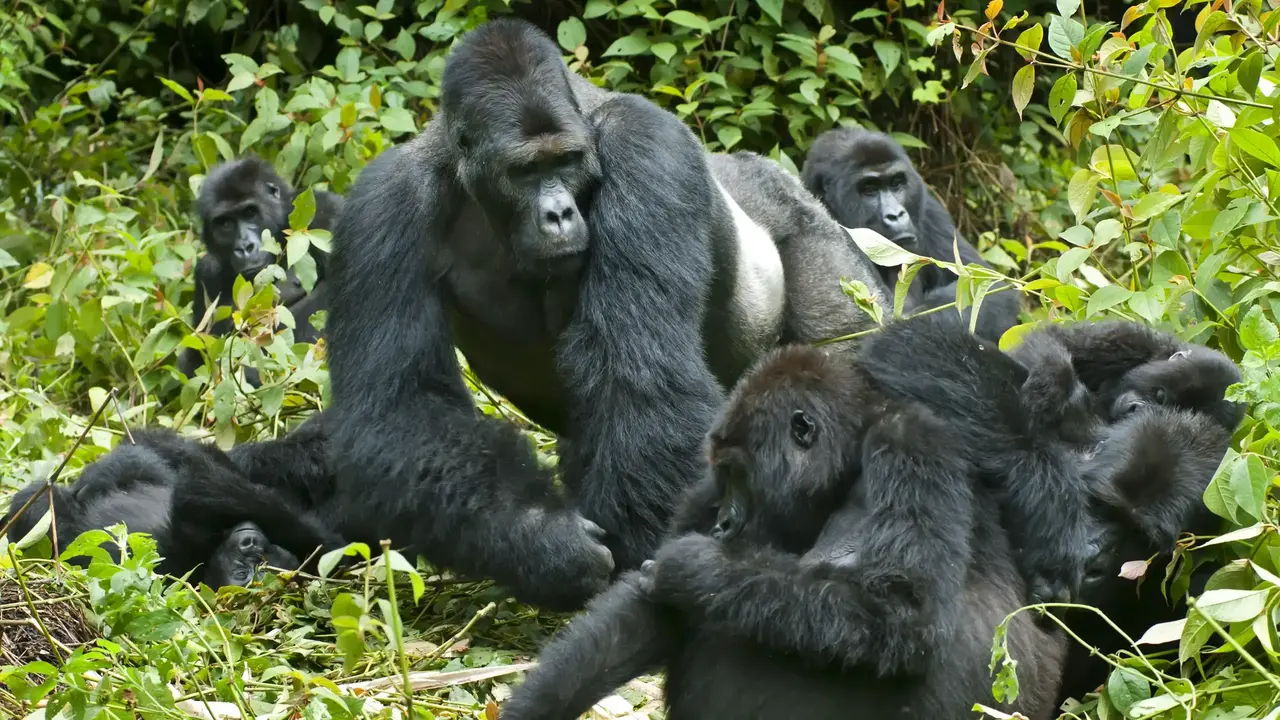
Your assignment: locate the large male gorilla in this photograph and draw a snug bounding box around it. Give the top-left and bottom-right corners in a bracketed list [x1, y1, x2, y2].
[178, 156, 342, 381]
[323, 18, 888, 609]
[499, 344, 1067, 720]
[801, 128, 1024, 340]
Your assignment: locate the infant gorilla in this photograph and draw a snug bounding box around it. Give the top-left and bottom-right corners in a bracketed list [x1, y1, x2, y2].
[500, 345, 1066, 720]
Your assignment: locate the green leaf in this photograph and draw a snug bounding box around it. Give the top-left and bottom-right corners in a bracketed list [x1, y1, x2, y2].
[650, 42, 677, 63]
[665, 10, 709, 32]
[139, 130, 164, 185]
[1056, 0, 1081, 16]
[557, 17, 586, 51]
[757, 0, 783, 24]
[1093, 218, 1123, 246]
[1106, 667, 1150, 715]
[1238, 50, 1264, 98]
[873, 40, 902, 77]
[602, 32, 650, 57]
[393, 29, 417, 59]
[364, 21, 383, 42]
[1048, 73, 1077, 124]
[287, 231, 312, 267]
[158, 77, 193, 104]
[336, 47, 361, 82]
[843, 227, 924, 267]
[1067, 168, 1100, 220]
[1048, 15, 1084, 59]
[1059, 225, 1092, 247]
[1149, 211, 1182, 249]
[1014, 24, 1043, 61]
[716, 125, 742, 150]
[1057, 247, 1090, 278]
[1085, 284, 1132, 316]
[1197, 588, 1269, 624]
[226, 71, 256, 93]
[381, 107, 417, 135]
[1089, 144, 1137, 180]
[290, 187, 317, 231]
[1240, 305, 1280, 352]
[1012, 65, 1034, 119]
[1230, 127, 1280, 168]
[239, 116, 272, 154]
[1130, 191, 1184, 221]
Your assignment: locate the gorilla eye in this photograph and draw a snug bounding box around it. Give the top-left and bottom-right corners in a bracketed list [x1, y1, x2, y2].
[265, 183, 280, 199]
[790, 410, 817, 448]
[1154, 388, 1168, 405]
[858, 182, 877, 196]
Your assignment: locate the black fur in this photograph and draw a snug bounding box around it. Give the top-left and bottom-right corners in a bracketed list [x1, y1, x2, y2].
[323, 19, 887, 610]
[801, 128, 1023, 341]
[179, 155, 342, 382]
[498, 345, 1066, 720]
[1, 428, 311, 588]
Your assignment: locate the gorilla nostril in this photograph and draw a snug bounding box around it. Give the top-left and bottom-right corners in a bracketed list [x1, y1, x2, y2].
[544, 210, 560, 224]
[560, 207, 574, 221]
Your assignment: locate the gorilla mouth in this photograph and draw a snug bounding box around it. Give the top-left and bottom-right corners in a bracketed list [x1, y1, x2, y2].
[890, 233, 917, 247]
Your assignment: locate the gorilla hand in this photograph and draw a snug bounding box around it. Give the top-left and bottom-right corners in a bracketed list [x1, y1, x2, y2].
[646, 533, 726, 611]
[516, 509, 615, 610]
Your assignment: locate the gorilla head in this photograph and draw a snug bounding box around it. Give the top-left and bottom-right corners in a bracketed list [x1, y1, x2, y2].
[438, 20, 602, 276]
[1101, 346, 1245, 431]
[198, 156, 292, 277]
[800, 128, 925, 251]
[706, 346, 875, 553]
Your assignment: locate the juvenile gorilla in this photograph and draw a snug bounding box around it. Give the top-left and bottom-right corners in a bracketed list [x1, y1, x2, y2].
[498, 346, 1066, 720]
[801, 128, 1023, 341]
[324, 18, 888, 610]
[0, 427, 326, 588]
[178, 156, 342, 382]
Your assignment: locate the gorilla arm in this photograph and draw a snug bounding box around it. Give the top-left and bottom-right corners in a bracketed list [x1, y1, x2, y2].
[497, 571, 679, 720]
[649, 405, 975, 677]
[554, 94, 727, 570]
[325, 143, 612, 611]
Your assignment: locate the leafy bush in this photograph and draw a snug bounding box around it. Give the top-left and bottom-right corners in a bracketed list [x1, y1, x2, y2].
[1, 0, 1277, 717]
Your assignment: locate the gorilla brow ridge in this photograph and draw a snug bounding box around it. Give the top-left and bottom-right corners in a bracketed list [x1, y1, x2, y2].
[198, 159, 275, 218]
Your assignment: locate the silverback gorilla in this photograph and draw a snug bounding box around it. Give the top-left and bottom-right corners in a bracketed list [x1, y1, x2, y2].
[179, 156, 342, 382]
[801, 128, 1023, 341]
[497, 344, 1067, 720]
[323, 19, 888, 610]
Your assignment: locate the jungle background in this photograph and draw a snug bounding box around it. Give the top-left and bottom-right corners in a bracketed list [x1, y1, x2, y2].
[2, 0, 1279, 718]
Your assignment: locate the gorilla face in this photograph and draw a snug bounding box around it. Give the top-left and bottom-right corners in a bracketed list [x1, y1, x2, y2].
[706, 347, 868, 553]
[444, 50, 601, 277]
[1104, 349, 1245, 431]
[198, 157, 291, 277]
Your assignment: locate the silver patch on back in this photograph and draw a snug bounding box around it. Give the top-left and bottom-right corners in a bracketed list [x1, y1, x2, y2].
[714, 179, 786, 355]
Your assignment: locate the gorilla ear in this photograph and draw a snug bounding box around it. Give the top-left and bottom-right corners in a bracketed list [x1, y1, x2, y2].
[790, 410, 817, 448]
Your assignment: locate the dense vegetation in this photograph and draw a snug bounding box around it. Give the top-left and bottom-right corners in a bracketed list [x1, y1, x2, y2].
[1, 0, 1278, 717]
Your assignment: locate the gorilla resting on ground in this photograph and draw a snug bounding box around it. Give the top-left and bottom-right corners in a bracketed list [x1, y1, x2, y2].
[498, 345, 1067, 720]
[2, 418, 342, 588]
[178, 156, 342, 383]
[323, 18, 888, 610]
[801, 128, 1024, 341]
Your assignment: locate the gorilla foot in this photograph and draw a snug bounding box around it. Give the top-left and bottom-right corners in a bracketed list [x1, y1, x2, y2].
[504, 510, 615, 612]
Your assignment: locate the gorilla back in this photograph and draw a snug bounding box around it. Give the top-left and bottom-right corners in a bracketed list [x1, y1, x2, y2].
[324, 18, 886, 608]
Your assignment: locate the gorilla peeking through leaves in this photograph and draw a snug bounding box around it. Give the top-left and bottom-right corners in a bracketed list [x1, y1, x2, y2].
[498, 343, 1068, 720]
[801, 128, 1024, 341]
[322, 18, 888, 610]
[179, 156, 342, 384]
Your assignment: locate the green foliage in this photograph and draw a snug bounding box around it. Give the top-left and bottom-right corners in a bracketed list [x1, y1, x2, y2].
[1, 0, 1277, 717]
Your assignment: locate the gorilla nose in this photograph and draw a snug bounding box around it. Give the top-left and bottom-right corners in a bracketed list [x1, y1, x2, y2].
[538, 194, 580, 235]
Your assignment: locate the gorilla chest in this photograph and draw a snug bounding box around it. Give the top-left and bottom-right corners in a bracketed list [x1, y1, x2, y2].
[441, 219, 580, 432]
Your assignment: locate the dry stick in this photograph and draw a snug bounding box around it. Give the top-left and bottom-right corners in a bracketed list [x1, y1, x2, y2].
[109, 389, 135, 444]
[420, 601, 498, 666]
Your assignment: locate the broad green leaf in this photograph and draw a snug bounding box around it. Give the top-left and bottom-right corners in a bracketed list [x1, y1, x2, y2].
[336, 47, 361, 82]
[1057, 247, 1090, 278]
[1238, 50, 1264, 98]
[1056, 0, 1081, 16]
[650, 42, 677, 63]
[1014, 24, 1043, 61]
[287, 232, 312, 268]
[843, 227, 924, 267]
[1136, 619, 1185, 645]
[1196, 588, 1269, 624]
[1149, 211, 1182, 250]
[158, 77, 193, 104]
[1086, 284, 1132, 316]
[665, 10, 709, 32]
[1059, 225, 1092, 246]
[1240, 305, 1280, 351]
[1130, 191, 1184, 221]
[1067, 168, 1100, 220]
[1106, 667, 1150, 715]
[716, 125, 742, 150]
[394, 29, 417, 59]
[1012, 65, 1034, 119]
[757, 0, 784, 24]
[381, 107, 417, 134]
[1093, 218, 1123, 246]
[557, 17, 586, 51]
[1205, 100, 1236, 129]
[290, 187, 317, 231]
[1230, 127, 1280, 168]
[23, 262, 54, 289]
[874, 40, 902, 77]
[1047, 15, 1084, 59]
[1228, 453, 1269, 523]
[1089, 144, 1137, 180]
[603, 32, 650, 57]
